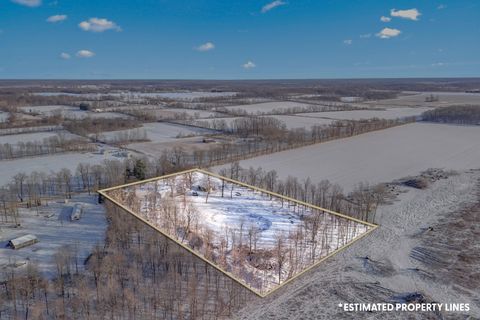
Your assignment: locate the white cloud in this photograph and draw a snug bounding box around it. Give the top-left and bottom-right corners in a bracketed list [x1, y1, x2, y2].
[11, 0, 41, 7]
[343, 39, 352, 45]
[380, 16, 391, 22]
[79, 18, 121, 32]
[359, 33, 372, 38]
[243, 61, 256, 69]
[47, 14, 67, 23]
[76, 50, 95, 58]
[195, 42, 215, 52]
[390, 8, 421, 21]
[437, 4, 447, 10]
[261, 0, 286, 13]
[376, 27, 401, 39]
[60, 52, 71, 59]
[431, 62, 446, 67]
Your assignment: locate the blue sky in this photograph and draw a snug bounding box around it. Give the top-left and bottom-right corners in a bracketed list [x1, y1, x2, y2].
[1, 0, 479, 79]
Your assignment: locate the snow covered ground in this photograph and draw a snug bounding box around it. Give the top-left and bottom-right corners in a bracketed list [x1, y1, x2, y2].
[295, 107, 432, 121]
[0, 111, 9, 123]
[234, 170, 480, 319]
[96, 122, 214, 143]
[34, 91, 237, 101]
[106, 170, 372, 294]
[0, 130, 84, 145]
[20, 105, 130, 120]
[225, 101, 315, 114]
[0, 194, 106, 278]
[215, 123, 480, 192]
[0, 149, 124, 187]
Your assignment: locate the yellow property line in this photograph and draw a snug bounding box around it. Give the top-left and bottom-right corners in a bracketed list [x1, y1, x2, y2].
[98, 168, 378, 297]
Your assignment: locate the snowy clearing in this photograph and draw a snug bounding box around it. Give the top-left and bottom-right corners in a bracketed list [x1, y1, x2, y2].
[20, 105, 131, 120]
[105, 170, 372, 295]
[0, 112, 9, 123]
[296, 107, 433, 121]
[34, 91, 237, 100]
[96, 122, 215, 143]
[215, 123, 480, 192]
[0, 194, 106, 278]
[370, 91, 480, 107]
[225, 101, 315, 114]
[0, 149, 125, 187]
[0, 130, 84, 145]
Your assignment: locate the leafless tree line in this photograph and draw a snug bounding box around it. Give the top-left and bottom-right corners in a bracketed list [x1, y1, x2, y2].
[421, 105, 480, 125]
[0, 134, 93, 160]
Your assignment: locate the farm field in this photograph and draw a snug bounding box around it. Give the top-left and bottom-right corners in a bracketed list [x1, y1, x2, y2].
[215, 123, 480, 192]
[0, 130, 84, 145]
[35, 91, 237, 100]
[296, 107, 433, 121]
[264, 115, 334, 129]
[0, 149, 124, 186]
[225, 101, 315, 114]
[20, 105, 131, 120]
[96, 122, 215, 143]
[154, 108, 220, 119]
[104, 170, 373, 295]
[127, 136, 215, 158]
[368, 91, 480, 107]
[0, 194, 106, 277]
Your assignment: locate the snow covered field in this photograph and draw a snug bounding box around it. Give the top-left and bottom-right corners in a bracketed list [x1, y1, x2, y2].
[153, 108, 219, 119]
[105, 170, 372, 294]
[20, 105, 130, 120]
[0, 111, 9, 122]
[35, 91, 237, 101]
[0, 150, 123, 187]
[215, 123, 480, 192]
[0, 130, 84, 145]
[264, 115, 334, 129]
[296, 107, 432, 121]
[97, 122, 214, 143]
[0, 194, 106, 278]
[370, 91, 480, 107]
[225, 101, 315, 114]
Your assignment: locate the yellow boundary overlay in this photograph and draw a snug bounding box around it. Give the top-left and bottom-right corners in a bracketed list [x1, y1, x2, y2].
[99, 168, 378, 298]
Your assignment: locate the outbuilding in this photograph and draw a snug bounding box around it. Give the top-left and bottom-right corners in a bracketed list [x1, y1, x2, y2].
[7, 234, 38, 250]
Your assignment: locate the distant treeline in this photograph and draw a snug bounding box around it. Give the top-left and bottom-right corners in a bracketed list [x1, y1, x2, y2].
[422, 105, 480, 125]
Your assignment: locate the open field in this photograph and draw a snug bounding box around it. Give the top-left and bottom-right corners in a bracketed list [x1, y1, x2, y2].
[0, 194, 106, 278]
[20, 105, 131, 120]
[153, 108, 219, 119]
[234, 169, 480, 319]
[0, 149, 125, 186]
[368, 91, 480, 107]
[225, 101, 315, 114]
[96, 122, 215, 143]
[104, 170, 373, 295]
[264, 115, 334, 129]
[127, 136, 216, 157]
[0, 130, 84, 145]
[35, 91, 237, 100]
[0, 111, 9, 122]
[215, 123, 480, 192]
[296, 107, 433, 121]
